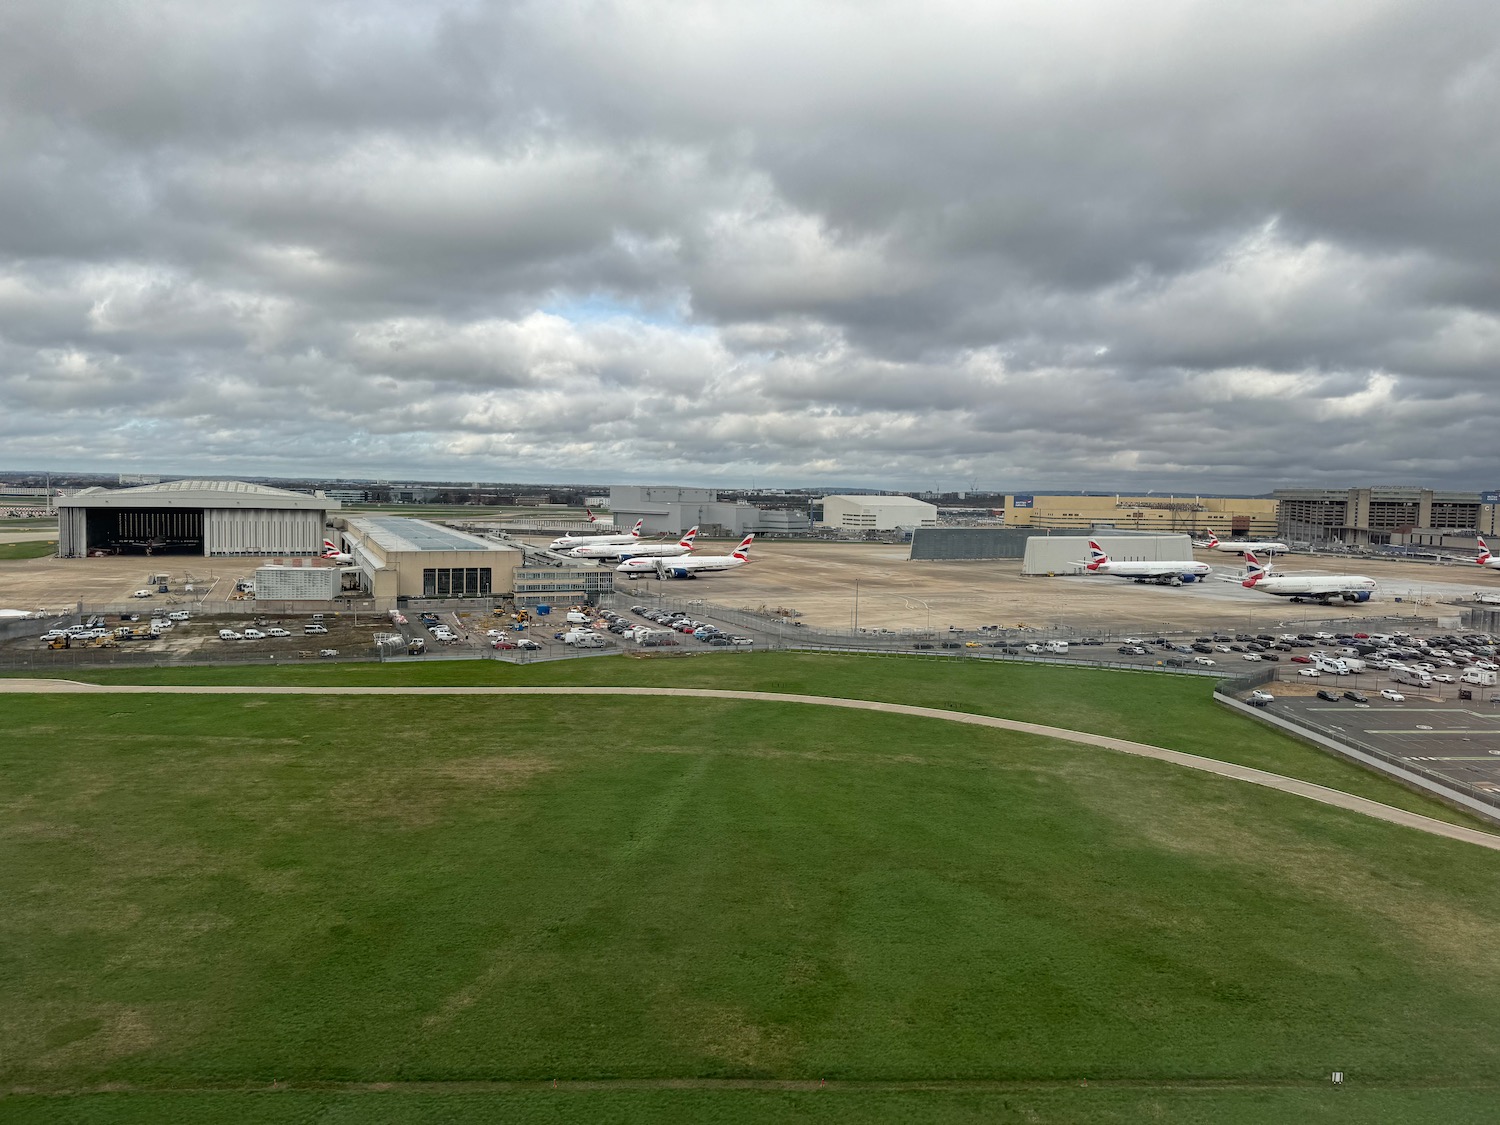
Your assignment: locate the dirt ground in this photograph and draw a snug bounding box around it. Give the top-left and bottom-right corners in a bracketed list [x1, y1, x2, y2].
[4, 537, 1499, 636]
[603, 540, 1500, 634]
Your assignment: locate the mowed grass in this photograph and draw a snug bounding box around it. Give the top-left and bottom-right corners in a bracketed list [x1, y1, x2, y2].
[5, 692, 1500, 1123]
[0, 539, 57, 559]
[23, 651, 1497, 830]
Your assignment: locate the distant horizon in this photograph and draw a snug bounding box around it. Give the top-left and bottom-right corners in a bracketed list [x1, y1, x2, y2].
[8, 466, 1499, 502]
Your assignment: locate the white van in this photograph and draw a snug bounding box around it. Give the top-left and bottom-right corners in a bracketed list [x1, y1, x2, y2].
[218, 629, 242, 641]
[1044, 640, 1069, 654]
[566, 610, 593, 625]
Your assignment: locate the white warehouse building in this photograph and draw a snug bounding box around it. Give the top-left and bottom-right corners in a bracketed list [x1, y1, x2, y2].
[819, 495, 938, 532]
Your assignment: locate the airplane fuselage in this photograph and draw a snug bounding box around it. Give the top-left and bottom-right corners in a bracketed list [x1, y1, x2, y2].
[572, 542, 691, 559]
[1244, 574, 1375, 602]
[1086, 560, 1212, 584]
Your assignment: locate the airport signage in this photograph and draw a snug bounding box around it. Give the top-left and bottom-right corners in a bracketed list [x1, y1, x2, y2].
[1482, 491, 1500, 505]
[1012, 494, 1034, 509]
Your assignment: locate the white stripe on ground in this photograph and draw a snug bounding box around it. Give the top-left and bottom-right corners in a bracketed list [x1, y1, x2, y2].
[5, 679, 1498, 852]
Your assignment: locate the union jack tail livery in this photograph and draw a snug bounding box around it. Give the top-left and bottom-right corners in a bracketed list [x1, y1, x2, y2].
[731, 534, 755, 560]
[585, 508, 598, 524]
[1241, 550, 1269, 586]
[1479, 536, 1493, 566]
[1085, 540, 1109, 571]
[1205, 530, 1221, 548]
[679, 527, 698, 550]
[631, 519, 643, 538]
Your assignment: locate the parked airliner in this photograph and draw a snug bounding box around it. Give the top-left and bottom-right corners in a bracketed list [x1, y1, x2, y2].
[1076, 541, 1212, 585]
[549, 519, 643, 551]
[616, 535, 754, 578]
[1240, 551, 1375, 604]
[321, 539, 354, 564]
[572, 528, 697, 560]
[1476, 537, 1500, 570]
[1206, 530, 1289, 555]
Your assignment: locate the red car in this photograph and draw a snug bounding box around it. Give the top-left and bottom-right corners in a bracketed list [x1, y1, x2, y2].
[1290, 655, 1312, 664]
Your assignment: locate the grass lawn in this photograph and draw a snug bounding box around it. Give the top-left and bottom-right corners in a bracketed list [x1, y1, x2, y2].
[0, 539, 58, 559]
[4, 690, 1500, 1122]
[20, 652, 1496, 830]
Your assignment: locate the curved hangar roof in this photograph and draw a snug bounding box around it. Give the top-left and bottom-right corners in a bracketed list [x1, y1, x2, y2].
[59, 480, 339, 510]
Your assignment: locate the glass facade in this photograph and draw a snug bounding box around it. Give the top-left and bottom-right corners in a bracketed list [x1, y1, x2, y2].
[422, 567, 492, 598]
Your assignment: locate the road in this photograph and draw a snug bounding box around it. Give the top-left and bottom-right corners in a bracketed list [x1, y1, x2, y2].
[5, 679, 1497, 853]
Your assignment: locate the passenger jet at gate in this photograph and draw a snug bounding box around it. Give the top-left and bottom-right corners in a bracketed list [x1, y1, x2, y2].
[1075, 541, 1212, 586]
[571, 528, 697, 560]
[1205, 529, 1289, 555]
[616, 535, 754, 579]
[549, 519, 643, 551]
[1240, 551, 1375, 604]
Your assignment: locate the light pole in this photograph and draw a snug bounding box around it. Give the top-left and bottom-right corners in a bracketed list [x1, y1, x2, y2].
[853, 578, 860, 635]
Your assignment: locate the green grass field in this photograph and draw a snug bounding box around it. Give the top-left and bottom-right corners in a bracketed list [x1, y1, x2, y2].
[6, 661, 1500, 1122]
[20, 652, 1495, 829]
[0, 538, 57, 559]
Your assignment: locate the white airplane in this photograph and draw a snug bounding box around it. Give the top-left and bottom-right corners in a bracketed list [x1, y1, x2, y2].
[321, 538, 354, 564]
[1475, 537, 1500, 570]
[1076, 540, 1212, 586]
[1205, 529, 1289, 555]
[571, 527, 697, 560]
[617, 534, 754, 579]
[1240, 551, 1375, 604]
[549, 518, 643, 551]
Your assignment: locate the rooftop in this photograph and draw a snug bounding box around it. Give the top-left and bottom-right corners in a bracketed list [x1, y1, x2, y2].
[350, 516, 520, 554]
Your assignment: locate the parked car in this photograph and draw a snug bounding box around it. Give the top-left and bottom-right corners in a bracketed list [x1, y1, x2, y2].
[1298, 668, 1321, 677]
[319, 648, 339, 658]
[1247, 690, 1274, 706]
[1380, 689, 1406, 702]
[1316, 689, 1340, 702]
[1343, 691, 1369, 703]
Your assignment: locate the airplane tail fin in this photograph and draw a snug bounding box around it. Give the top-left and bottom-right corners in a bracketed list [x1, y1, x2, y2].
[1206, 529, 1220, 548]
[631, 519, 643, 537]
[1242, 550, 1267, 586]
[585, 508, 597, 524]
[322, 539, 338, 553]
[732, 534, 754, 560]
[1084, 539, 1109, 571]
[679, 526, 698, 549]
[1479, 536, 1492, 565]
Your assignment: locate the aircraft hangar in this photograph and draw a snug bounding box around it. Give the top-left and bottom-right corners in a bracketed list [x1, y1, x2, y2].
[56, 480, 339, 559]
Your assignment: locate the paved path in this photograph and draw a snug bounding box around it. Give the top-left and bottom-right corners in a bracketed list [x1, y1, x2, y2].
[6, 679, 1499, 852]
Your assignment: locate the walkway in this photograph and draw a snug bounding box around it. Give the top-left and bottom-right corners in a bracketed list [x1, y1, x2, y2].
[6, 679, 1498, 852]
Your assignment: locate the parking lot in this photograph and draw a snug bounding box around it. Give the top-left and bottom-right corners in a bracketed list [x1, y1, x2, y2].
[1269, 694, 1500, 793]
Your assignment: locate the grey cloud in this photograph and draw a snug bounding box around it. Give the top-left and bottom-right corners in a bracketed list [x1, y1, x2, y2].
[2, 0, 1499, 490]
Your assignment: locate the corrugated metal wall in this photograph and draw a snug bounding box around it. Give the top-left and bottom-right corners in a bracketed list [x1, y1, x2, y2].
[204, 508, 322, 556]
[1022, 534, 1195, 575]
[58, 508, 88, 557]
[909, 528, 1033, 560]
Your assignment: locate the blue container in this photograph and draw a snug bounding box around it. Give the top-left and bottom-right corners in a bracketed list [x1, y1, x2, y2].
[534, 605, 551, 615]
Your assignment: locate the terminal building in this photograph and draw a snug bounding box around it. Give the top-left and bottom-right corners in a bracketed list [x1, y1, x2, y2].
[609, 485, 811, 536]
[57, 480, 338, 558]
[1273, 487, 1500, 547]
[999, 494, 1277, 538]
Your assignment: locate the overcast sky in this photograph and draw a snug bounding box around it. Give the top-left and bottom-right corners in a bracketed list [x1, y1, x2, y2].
[2, 1, 1497, 492]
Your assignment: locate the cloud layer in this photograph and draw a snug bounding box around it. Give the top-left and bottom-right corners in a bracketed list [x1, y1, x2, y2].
[2, 0, 1498, 490]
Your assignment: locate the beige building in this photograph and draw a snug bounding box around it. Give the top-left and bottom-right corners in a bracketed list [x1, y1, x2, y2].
[1001, 494, 1278, 538]
[337, 517, 521, 601]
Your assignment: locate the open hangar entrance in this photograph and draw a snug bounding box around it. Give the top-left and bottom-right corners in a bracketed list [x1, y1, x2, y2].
[83, 507, 204, 556]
